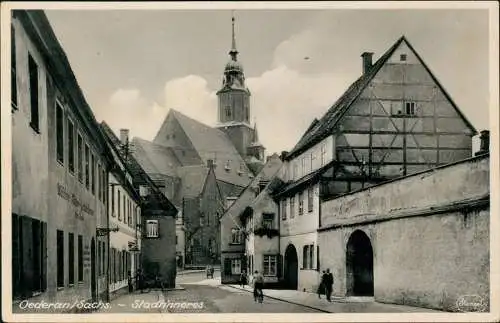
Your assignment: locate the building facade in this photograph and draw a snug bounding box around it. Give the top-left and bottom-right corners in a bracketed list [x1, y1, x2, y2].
[11, 10, 112, 309]
[100, 123, 178, 288]
[103, 129, 142, 297]
[273, 35, 479, 293]
[220, 154, 282, 284]
[319, 152, 489, 311]
[242, 155, 284, 287]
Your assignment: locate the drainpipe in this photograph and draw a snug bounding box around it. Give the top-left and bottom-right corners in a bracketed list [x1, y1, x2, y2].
[134, 204, 141, 277]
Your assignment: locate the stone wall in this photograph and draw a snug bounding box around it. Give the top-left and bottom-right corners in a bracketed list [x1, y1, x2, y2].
[319, 155, 490, 311]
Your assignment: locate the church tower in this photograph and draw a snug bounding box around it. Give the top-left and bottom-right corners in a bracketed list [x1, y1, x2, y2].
[216, 14, 262, 164]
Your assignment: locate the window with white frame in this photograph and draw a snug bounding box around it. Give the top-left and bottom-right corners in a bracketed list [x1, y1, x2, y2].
[146, 220, 159, 238]
[320, 144, 327, 166]
[231, 228, 242, 244]
[231, 259, 241, 274]
[302, 244, 315, 269]
[263, 255, 277, 276]
[307, 186, 314, 212]
[405, 101, 416, 115]
[281, 200, 287, 220]
[262, 213, 274, 229]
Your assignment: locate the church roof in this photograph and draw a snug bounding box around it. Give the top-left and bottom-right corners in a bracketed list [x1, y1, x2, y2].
[163, 109, 252, 188]
[131, 137, 180, 177]
[286, 36, 477, 160]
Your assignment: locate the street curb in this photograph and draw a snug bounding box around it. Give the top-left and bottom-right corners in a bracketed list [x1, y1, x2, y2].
[225, 285, 332, 313]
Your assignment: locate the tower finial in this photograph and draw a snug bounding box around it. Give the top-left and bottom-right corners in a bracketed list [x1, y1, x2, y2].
[230, 10, 238, 58]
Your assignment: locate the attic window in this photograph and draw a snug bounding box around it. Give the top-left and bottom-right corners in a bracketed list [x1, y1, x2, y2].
[400, 54, 407, 61]
[405, 101, 416, 115]
[225, 160, 231, 172]
[238, 163, 244, 175]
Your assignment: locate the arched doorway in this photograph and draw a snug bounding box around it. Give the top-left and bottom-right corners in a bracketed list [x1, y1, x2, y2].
[91, 238, 97, 301]
[284, 244, 298, 290]
[346, 230, 374, 296]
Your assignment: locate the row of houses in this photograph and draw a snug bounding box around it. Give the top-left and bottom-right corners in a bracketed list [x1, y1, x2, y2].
[10, 10, 178, 311]
[220, 35, 491, 312]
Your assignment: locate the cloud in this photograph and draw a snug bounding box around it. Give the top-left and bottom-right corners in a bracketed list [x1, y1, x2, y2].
[99, 44, 352, 156]
[163, 75, 218, 126]
[247, 66, 351, 154]
[99, 10, 487, 156]
[98, 89, 163, 140]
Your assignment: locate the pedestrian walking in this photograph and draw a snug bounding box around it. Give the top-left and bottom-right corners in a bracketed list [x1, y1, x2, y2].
[240, 270, 247, 287]
[252, 270, 264, 303]
[137, 268, 144, 293]
[128, 270, 134, 293]
[317, 270, 326, 299]
[325, 268, 334, 302]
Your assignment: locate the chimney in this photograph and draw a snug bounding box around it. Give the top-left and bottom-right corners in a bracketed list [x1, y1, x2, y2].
[475, 130, 490, 156]
[120, 129, 129, 146]
[280, 151, 288, 162]
[361, 52, 374, 74]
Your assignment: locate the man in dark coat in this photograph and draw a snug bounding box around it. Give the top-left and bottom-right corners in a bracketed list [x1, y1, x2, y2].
[318, 270, 326, 299]
[325, 268, 334, 302]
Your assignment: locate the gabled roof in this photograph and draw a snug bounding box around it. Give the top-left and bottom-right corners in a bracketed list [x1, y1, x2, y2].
[222, 154, 283, 219]
[161, 109, 253, 187]
[286, 36, 477, 160]
[177, 165, 210, 198]
[131, 137, 180, 177]
[100, 122, 178, 217]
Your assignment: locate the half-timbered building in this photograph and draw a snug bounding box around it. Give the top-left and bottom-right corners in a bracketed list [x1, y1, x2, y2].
[274, 35, 478, 293]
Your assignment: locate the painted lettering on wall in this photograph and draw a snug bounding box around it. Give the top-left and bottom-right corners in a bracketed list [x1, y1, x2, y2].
[57, 183, 95, 216]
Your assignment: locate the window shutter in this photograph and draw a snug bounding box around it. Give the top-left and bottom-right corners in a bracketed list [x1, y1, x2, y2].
[21, 216, 32, 293]
[224, 258, 232, 276]
[316, 245, 320, 271]
[277, 254, 283, 278]
[41, 222, 47, 291]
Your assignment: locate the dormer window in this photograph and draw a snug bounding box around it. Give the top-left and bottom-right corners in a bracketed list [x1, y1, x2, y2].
[238, 163, 245, 176]
[400, 54, 407, 61]
[405, 101, 416, 115]
[225, 160, 231, 172]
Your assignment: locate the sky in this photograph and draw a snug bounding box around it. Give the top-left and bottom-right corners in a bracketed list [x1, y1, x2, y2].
[44, 5, 491, 156]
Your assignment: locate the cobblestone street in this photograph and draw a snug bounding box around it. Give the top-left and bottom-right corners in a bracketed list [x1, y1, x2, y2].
[163, 284, 321, 313]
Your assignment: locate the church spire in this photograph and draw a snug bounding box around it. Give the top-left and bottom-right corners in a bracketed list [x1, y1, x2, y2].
[251, 122, 261, 145]
[229, 11, 238, 60]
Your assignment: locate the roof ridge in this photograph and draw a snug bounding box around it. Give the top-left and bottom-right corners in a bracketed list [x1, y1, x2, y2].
[287, 36, 406, 159]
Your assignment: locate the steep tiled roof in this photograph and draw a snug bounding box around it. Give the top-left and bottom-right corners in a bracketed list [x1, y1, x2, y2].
[131, 137, 180, 177]
[286, 36, 477, 160]
[222, 154, 283, 219]
[286, 37, 406, 159]
[177, 165, 209, 198]
[100, 122, 177, 217]
[168, 109, 253, 187]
